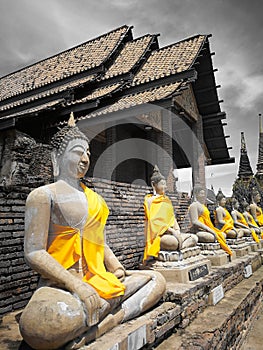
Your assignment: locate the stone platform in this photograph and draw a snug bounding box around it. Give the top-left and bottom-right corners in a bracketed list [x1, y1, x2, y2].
[197, 242, 230, 266]
[81, 252, 262, 350]
[141, 247, 211, 284]
[1, 253, 262, 350]
[226, 238, 252, 257]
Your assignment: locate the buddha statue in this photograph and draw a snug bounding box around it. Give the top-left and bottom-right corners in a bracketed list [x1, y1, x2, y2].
[214, 193, 244, 239]
[19, 115, 166, 350]
[250, 189, 263, 227]
[188, 186, 232, 255]
[231, 198, 259, 242]
[143, 166, 198, 263]
[243, 201, 263, 237]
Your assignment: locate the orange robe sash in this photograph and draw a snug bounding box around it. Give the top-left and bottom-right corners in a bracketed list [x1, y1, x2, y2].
[48, 183, 125, 299]
[199, 205, 232, 256]
[237, 212, 259, 243]
[143, 194, 175, 261]
[255, 207, 263, 226]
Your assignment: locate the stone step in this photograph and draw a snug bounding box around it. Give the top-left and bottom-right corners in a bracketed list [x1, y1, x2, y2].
[155, 265, 263, 350]
[81, 253, 262, 350]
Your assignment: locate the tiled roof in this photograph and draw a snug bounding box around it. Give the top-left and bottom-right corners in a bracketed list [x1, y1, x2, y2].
[132, 35, 205, 86]
[0, 25, 129, 102]
[0, 75, 96, 112]
[103, 35, 154, 79]
[81, 82, 181, 120]
[72, 83, 122, 104]
[3, 99, 64, 119]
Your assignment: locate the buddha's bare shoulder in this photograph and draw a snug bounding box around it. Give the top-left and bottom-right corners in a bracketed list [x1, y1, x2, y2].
[26, 183, 57, 205]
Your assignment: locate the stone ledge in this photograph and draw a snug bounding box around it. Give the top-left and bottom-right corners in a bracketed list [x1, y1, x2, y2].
[155, 265, 263, 350]
[83, 303, 181, 350]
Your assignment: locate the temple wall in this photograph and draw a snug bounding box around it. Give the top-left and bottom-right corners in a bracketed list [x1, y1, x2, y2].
[0, 129, 191, 318]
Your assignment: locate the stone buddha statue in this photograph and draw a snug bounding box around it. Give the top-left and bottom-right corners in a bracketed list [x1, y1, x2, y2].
[19, 115, 166, 350]
[188, 186, 232, 255]
[231, 198, 259, 242]
[143, 166, 198, 263]
[214, 193, 244, 239]
[243, 200, 263, 237]
[250, 189, 263, 227]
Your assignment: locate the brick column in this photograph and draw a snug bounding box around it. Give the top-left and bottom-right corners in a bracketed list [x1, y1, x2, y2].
[105, 126, 117, 181]
[192, 115, 206, 189]
[156, 110, 175, 191]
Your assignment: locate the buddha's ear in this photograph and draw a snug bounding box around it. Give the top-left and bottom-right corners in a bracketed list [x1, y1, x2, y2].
[51, 150, 59, 177]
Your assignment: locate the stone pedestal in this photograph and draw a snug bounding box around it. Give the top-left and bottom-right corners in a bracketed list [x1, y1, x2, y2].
[197, 242, 229, 266]
[226, 238, 252, 257]
[142, 247, 211, 284]
[243, 237, 260, 252]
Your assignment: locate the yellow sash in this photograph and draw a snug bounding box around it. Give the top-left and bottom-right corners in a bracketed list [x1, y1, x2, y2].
[237, 212, 260, 243]
[199, 205, 232, 255]
[256, 206, 263, 226]
[48, 183, 125, 299]
[214, 208, 234, 233]
[143, 194, 175, 261]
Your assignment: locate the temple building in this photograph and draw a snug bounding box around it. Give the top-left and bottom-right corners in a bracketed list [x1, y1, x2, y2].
[0, 25, 233, 189]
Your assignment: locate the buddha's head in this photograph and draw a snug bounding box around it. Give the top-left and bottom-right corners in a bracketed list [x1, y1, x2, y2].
[243, 201, 250, 213]
[231, 197, 239, 210]
[50, 113, 90, 179]
[252, 188, 261, 204]
[216, 193, 226, 207]
[193, 186, 206, 204]
[151, 165, 166, 195]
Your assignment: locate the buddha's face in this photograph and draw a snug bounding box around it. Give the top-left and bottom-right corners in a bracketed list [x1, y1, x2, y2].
[153, 179, 167, 195]
[245, 205, 250, 212]
[196, 189, 206, 204]
[233, 201, 239, 209]
[253, 193, 261, 203]
[219, 197, 226, 207]
[57, 139, 90, 179]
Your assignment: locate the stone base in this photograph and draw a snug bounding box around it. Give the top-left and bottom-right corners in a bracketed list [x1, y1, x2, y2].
[151, 255, 211, 283]
[243, 237, 260, 252]
[197, 242, 229, 266]
[226, 238, 252, 257]
[157, 246, 201, 262]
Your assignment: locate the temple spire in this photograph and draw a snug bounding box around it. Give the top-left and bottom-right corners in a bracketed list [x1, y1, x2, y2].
[237, 131, 253, 180]
[256, 114, 263, 176]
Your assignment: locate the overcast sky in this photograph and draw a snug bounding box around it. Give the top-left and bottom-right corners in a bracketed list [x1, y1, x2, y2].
[0, 0, 262, 195]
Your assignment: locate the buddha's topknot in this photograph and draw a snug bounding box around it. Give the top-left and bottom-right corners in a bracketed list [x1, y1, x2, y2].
[151, 165, 165, 184]
[50, 113, 89, 156]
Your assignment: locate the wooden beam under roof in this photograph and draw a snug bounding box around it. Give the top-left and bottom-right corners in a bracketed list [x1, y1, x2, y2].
[205, 135, 230, 142]
[198, 68, 218, 77]
[204, 122, 227, 129]
[199, 99, 223, 108]
[195, 85, 221, 94]
[209, 146, 233, 152]
[202, 111, 226, 119]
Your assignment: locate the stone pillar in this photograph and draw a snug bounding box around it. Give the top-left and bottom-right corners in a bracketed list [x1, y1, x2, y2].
[192, 115, 206, 190]
[156, 110, 175, 192]
[105, 126, 117, 181]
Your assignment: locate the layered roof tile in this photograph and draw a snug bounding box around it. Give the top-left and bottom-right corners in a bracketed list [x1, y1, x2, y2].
[0, 25, 129, 102]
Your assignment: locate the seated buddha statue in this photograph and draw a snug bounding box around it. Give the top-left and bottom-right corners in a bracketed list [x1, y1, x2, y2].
[188, 186, 232, 255]
[143, 166, 198, 263]
[250, 189, 263, 227]
[243, 201, 263, 237]
[231, 198, 259, 242]
[214, 193, 244, 239]
[19, 115, 166, 350]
